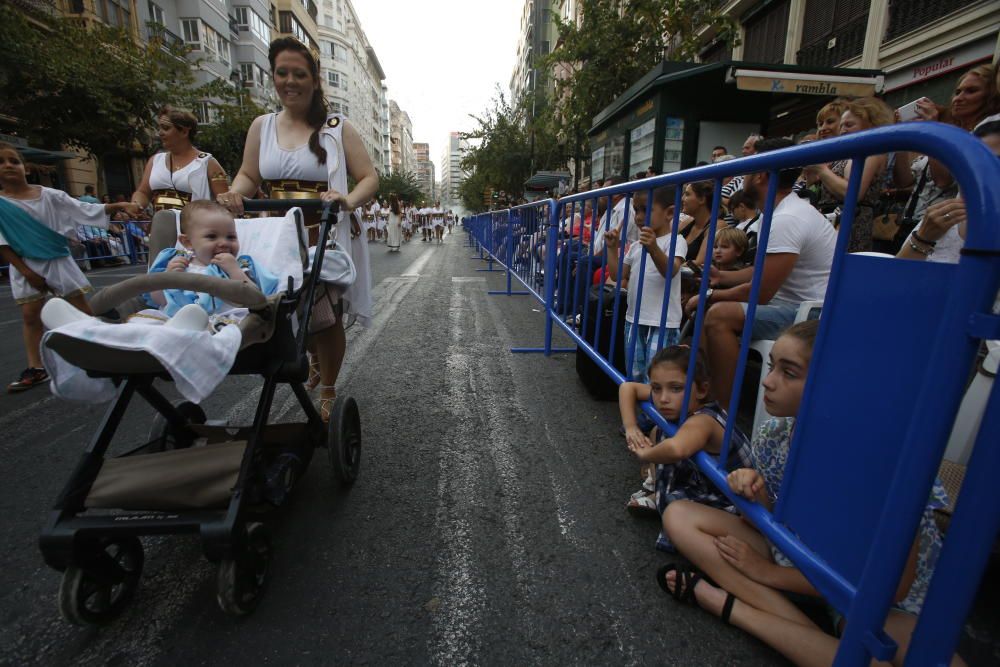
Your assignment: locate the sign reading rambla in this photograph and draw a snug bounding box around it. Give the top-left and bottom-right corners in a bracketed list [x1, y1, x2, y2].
[736, 76, 877, 98]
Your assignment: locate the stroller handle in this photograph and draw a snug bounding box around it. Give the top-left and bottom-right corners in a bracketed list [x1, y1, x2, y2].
[241, 199, 341, 213]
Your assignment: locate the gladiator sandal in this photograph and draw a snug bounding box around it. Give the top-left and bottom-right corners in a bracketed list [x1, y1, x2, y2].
[318, 385, 337, 423]
[306, 352, 321, 390]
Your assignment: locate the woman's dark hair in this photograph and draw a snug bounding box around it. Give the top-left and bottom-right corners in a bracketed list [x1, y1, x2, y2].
[389, 193, 401, 215]
[652, 184, 676, 210]
[753, 138, 799, 189]
[648, 344, 711, 387]
[158, 105, 199, 142]
[687, 180, 714, 210]
[728, 189, 755, 210]
[268, 37, 328, 165]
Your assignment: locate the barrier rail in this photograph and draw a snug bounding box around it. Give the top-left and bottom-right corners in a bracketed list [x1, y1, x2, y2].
[466, 122, 1000, 666]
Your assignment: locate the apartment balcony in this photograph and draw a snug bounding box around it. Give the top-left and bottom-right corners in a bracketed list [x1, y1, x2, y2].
[229, 15, 240, 39]
[797, 13, 867, 68]
[883, 0, 984, 42]
[147, 22, 184, 51]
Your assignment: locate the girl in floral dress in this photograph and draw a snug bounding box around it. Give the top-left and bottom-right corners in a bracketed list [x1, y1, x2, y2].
[658, 320, 954, 666]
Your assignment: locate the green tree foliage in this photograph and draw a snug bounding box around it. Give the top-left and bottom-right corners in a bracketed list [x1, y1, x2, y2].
[542, 0, 738, 185]
[0, 6, 199, 157]
[459, 88, 566, 208]
[377, 170, 426, 206]
[457, 169, 491, 212]
[196, 83, 269, 176]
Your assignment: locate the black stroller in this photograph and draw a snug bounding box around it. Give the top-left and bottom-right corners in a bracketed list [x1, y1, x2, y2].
[38, 200, 361, 625]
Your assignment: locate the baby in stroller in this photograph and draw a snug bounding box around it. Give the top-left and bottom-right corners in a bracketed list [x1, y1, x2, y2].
[42, 201, 279, 333]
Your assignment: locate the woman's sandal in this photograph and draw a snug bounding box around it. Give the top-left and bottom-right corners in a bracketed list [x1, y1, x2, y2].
[626, 491, 658, 516]
[306, 353, 321, 390]
[656, 564, 735, 624]
[318, 385, 337, 422]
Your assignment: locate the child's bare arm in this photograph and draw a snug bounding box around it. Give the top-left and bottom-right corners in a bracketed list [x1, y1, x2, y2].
[619, 382, 653, 449]
[0, 246, 46, 290]
[630, 414, 715, 464]
[714, 536, 820, 595]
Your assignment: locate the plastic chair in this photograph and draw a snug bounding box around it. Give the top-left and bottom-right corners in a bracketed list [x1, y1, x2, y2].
[749, 300, 823, 436]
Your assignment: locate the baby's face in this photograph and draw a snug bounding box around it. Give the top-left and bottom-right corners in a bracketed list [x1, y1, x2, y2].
[180, 211, 240, 264]
[713, 240, 740, 266]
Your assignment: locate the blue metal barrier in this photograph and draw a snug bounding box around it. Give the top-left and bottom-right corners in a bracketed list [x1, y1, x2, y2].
[466, 122, 1000, 666]
[0, 221, 149, 274]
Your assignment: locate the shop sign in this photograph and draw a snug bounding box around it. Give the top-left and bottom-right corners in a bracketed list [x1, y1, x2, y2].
[735, 74, 878, 97]
[884, 39, 994, 92]
[635, 99, 654, 118]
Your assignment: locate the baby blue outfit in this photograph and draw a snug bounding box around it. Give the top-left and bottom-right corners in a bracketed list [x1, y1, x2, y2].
[146, 248, 279, 316]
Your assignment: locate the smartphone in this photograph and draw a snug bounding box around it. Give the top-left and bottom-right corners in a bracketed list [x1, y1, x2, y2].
[896, 99, 922, 122]
[685, 260, 703, 277]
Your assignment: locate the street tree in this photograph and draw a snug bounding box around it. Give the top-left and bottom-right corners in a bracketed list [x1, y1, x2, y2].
[457, 169, 491, 212]
[0, 6, 198, 158]
[377, 170, 426, 206]
[195, 81, 269, 176]
[542, 0, 738, 186]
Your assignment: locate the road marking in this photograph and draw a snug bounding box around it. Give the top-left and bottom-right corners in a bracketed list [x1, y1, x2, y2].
[450, 277, 485, 283]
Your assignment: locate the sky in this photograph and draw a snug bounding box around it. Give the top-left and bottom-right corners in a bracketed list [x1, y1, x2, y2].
[352, 0, 522, 175]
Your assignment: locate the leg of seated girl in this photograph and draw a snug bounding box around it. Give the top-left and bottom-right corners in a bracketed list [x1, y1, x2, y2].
[663, 500, 817, 628]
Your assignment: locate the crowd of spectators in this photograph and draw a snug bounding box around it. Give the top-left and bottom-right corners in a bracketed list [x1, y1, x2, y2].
[505, 62, 1000, 665]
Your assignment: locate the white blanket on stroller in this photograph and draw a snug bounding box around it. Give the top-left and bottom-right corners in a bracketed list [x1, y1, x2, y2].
[41, 320, 242, 404]
[41, 210, 308, 403]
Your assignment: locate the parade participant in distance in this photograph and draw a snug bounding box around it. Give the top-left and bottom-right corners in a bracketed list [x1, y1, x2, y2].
[130, 106, 229, 213]
[217, 36, 378, 421]
[386, 194, 403, 252]
[433, 201, 445, 243]
[0, 142, 139, 392]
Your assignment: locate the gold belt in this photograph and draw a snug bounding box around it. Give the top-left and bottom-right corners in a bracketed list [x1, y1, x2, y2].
[151, 189, 191, 211]
[265, 179, 328, 199]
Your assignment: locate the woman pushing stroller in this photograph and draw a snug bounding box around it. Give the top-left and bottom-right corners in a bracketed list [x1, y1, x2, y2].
[217, 37, 379, 421]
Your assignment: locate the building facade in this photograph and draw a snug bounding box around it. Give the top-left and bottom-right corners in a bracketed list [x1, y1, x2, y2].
[272, 0, 319, 51]
[413, 143, 435, 200]
[137, 0, 278, 118]
[439, 132, 469, 211]
[586, 0, 998, 185]
[316, 0, 389, 171]
[509, 0, 559, 112]
[389, 100, 415, 175]
[696, 0, 999, 117]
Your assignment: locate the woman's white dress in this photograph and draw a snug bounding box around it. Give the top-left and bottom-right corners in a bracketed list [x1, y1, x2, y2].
[258, 112, 373, 326]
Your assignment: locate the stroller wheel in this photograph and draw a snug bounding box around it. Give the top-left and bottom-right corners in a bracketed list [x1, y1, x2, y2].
[148, 401, 207, 451]
[216, 522, 271, 617]
[327, 396, 361, 485]
[59, 536, 144, 626]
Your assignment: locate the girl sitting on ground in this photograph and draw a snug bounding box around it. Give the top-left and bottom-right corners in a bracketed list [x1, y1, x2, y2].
[0, 142, 138, 392]
[618, 344, 752, 551]
[659, 320, 956, 666]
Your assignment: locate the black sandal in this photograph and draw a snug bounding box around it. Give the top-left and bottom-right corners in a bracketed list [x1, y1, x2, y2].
[656, 564, 736, 624]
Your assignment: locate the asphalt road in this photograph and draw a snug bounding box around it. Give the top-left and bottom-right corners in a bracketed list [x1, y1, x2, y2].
[0, 232, 996, 666]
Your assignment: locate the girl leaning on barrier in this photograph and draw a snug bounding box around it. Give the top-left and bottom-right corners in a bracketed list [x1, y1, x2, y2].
[217, 36, 378, 421]
[658, 320, 962, 667]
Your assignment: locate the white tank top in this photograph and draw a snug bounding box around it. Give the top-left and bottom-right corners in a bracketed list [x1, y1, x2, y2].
[148, 152, 213, 201]
[258, 112, 330, 182]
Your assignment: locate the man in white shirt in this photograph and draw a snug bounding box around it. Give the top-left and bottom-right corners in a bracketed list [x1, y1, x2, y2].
[687, 137, 836, 401]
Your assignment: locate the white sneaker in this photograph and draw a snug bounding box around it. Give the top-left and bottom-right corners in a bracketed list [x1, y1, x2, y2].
[41, 298, 93, 330]
[165, 304, 210, 331]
